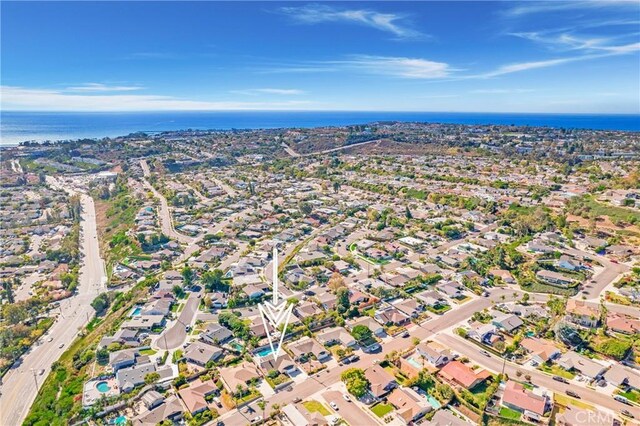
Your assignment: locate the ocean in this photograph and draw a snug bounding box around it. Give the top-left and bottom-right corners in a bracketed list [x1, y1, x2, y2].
[1, 111, 639, 146]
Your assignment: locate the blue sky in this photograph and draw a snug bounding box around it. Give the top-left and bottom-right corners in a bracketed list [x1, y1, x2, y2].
[1, 1, 639, 113]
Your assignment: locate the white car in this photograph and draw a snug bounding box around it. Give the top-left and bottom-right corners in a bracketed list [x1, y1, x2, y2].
[58, 343, 65, 349]
[38, 369, 45, 376]
[330, 402, 339, 410]
[343, 394, 351, 402]
[47, 337, 53, 342]
[250, 416, 262, 424]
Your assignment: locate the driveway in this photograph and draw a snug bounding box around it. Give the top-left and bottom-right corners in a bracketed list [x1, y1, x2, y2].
[322, 389, 380, 426]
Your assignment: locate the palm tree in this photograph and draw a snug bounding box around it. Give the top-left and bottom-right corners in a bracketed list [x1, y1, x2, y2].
[257, 399, 266, 424]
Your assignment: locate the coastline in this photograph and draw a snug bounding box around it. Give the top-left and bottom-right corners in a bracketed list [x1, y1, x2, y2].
[2, 110, 640, 147]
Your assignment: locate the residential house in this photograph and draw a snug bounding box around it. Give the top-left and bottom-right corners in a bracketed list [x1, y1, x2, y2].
[536, 270, 575, 287]
[501, 381, 551, 420]
[200, 323, 233, 345]
[387, 387, 431, 424]
[439, 361, 491, 390]
[365, 365, 397, 398]
[374, 306, 410, 326]
[177, 379, 218, 414]
[604, 364, 640, 389]
[416, 341, 453, 368]
[557, 351, 607, 380]
[219, 362, 261, 395]
[488, 269, 515, 284]
[315, 327, 357, 348]
[256, 353, 298, 376]
[606, 314, 640, 335]
[520, 338, 561, 364]
[347, 316, 385, 337]
[491, 311, 524, 333]
[109, 349, 138, 372]
[467, 323, 497, 345]
[183, 341, 224, 367]
[392, 298, 424, 318]
[566, 300, 601, 327]
[132, 395, 184, 426]
[436, 281, 463, 299]
[287, 337, 331, 362]
[428, 409, 470, 426]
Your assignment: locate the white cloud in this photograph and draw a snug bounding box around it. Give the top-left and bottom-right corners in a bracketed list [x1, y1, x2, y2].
[230, 88, 306, 96]
[336, 55, 453, 79]
[279, 4, 423, 39]
[0, 86, 313, 111]
[65, 83, 144, 92]
[503, 1, 638, 17]
[511, 31, 640, 54]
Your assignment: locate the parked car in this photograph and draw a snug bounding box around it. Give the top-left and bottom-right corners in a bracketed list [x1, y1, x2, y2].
[330, 402, 339, 410]
[348, 355, 360, 362]
[250, 416, 262, 424]
[553, 376, 568, 383]
[615, 395, 631, 405]
[401, 331, 410, 338]
[565, 390, 580, 398]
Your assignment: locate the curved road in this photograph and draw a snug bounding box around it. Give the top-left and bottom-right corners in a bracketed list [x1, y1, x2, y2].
[140, 160, 194, 245]
[156, 293, 200, 350]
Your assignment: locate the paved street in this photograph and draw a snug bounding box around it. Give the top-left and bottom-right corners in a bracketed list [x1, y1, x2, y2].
[140, 159, 194, 245]
[322, 389, 380, 426]
[0, 189, 107, 426]
[214, 287, 529, 426]
[435, 333, 640, 419]
[156, 293, 200, 350]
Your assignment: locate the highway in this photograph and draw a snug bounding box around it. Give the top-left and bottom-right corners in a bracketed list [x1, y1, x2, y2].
[0, 187, 107, 426]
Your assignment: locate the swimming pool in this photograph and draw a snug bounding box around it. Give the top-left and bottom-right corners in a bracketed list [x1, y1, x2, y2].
[425, 394, 441, 410]
[255, 347, 274, 358]
[96, 381, 111, 393]
[406, 356, 422, 369]
[108, 416, 127, 425]
[130, 306, 142, 316]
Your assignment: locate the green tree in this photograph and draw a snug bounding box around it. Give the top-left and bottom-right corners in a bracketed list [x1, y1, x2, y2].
[144, 372, 160, 384]
[90, 293, 110, 314]
[336, 287, 350, 314]
[350, 325, 373, 342]
[182, 265, 194, 286]
[340, 368, 370, 398]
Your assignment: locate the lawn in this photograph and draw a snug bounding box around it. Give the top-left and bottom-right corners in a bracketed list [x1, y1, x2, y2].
[371, 403, 394, 417]
[303, 400, 331, 416]
[539, 364, 575, 379]
[618, 389, 640, 403]
[427, 304, 452, 315]
[555, 393, 595, 410]
[139, 348, 157, 356]
[499, 406, 522, 420]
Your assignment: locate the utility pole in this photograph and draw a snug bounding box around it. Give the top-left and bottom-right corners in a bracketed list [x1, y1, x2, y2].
[30, 369, 39, 392]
